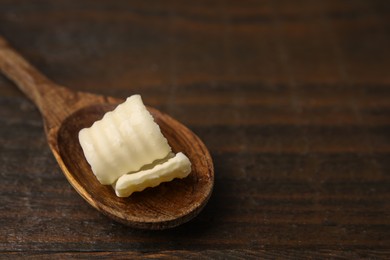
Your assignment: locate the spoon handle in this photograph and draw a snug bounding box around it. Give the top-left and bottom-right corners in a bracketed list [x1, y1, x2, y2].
[0, 36, 102, 130]
[0, 36, 64, 109]
[0, 36, 118, 131]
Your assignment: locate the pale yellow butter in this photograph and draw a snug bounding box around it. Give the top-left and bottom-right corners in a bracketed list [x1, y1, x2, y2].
[78, 94, 191, 197]
[114, 152, 191, 197]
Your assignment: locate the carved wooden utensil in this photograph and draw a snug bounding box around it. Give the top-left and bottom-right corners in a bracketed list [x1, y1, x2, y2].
[0, 36, 214, 230]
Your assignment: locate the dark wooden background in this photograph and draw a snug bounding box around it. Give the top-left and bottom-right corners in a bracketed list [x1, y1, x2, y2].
[1, 0, 389, 258]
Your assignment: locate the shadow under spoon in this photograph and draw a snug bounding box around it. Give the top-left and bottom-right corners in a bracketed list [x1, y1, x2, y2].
[0, 36, 214, 230]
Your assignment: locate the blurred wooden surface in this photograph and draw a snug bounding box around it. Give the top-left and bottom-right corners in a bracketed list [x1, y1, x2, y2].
[0, 0, 389, 258]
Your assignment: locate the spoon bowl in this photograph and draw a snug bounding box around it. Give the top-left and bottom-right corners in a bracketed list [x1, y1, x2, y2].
[57, 104, 213, 229]
[0, 36, 214, 229]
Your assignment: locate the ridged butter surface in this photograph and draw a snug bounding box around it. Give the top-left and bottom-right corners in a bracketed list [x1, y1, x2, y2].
[114, 152, 192, 197]
[78, 95, 171, 185]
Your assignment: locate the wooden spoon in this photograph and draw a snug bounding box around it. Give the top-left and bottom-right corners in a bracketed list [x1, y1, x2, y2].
[0, 36, 214, 230]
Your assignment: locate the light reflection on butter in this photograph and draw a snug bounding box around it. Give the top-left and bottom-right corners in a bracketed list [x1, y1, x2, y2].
[78, 95, 191, 197]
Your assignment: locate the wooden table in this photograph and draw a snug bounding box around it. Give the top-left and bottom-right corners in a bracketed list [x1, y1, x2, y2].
[1, 0, 389, 258]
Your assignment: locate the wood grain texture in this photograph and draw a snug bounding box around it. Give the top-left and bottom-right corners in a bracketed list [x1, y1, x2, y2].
[57, 104, 213, 229]
[0, 0, 389, 258]
[0, 36, 214, 230]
